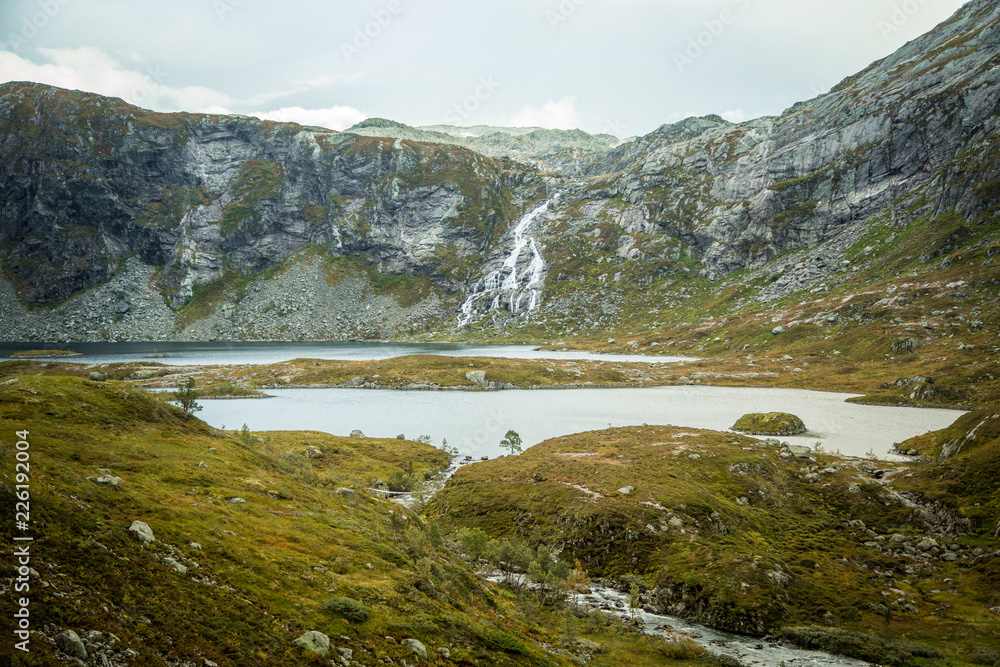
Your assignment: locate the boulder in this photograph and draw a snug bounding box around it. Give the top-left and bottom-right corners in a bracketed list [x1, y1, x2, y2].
[401, 638, 427, 660]
[916, 537, 938, 551]
[732, 412, 807, 436]
[163, 557, 188, 574]
[88, 371, 108, 382]
[465, 370, 487, 385]
[786, 444, 812, 458]
[617, 486, 635, 495]
[94, 474, 124, 486]
[350, 430, 364, 438]
[55, 629, 87, 660]
[771, 325, 786, 335]
[128, 520, 154, 543]
[293, 630, 330, 656]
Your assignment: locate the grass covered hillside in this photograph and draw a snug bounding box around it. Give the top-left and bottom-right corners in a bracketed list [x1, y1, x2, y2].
[1, 373, 747, 667]
[428, 424, 1000, 664]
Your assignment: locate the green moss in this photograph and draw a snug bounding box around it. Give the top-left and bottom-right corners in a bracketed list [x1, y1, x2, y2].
[732, 412, 806, 435]
[220, 160, 284, 236]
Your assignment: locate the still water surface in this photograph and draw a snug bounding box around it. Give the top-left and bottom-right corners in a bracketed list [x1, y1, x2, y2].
[198, 385, 961, 461]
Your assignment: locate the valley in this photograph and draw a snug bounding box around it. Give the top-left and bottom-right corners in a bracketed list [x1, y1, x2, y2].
[2, 0, 1000, 665]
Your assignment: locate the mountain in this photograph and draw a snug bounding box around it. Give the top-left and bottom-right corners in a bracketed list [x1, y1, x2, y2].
[567, 0, 1000, 279]
[346, 119, 627, 175]
[1, 0, 999, 345]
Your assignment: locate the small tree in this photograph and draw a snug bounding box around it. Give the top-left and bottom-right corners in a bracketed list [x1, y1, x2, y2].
[500, 430, 523, 456]
[174, 377, 202, 415]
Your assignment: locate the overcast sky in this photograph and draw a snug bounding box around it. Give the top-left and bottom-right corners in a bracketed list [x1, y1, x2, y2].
[0, 0, 970, 137]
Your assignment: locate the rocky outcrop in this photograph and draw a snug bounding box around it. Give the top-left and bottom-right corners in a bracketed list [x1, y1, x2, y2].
[0, 83, 540, 311]
[572, 0, 1000, 280]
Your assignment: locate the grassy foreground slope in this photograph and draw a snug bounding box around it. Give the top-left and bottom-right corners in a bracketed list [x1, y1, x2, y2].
[429, 423, 1000, 664]
[0, 374, 738, 667]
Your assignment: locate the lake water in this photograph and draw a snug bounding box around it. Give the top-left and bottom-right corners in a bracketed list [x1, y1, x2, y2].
[198, 385, 961, 461]
[0, 340, 687, 366]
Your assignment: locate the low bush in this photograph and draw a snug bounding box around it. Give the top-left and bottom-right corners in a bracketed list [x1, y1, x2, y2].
[322, 596, 370, 623]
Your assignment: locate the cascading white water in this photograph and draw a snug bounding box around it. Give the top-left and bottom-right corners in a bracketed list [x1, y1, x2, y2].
[458, 195, 557, 327]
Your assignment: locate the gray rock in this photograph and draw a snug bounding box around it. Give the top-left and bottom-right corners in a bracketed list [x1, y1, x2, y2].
[617, 486, 635, 495]
[293, 630, 330, 656]
[772, 325, 786, 335]
[336, 487, 355, 498]
[787, 445, 812, 458]
[941, 551, 959, 562]
[226, 497, 246, 504]
[94, 474, 124, 486]
[163, 557, 188, 574]
[401, 638, 427, 660]
[88, 371, 108, 381]
[350, 430, 365, 438]
[465, 370, 487, 385]
[198, 461, 208, 468]
[55, 629, 87, 660]
[190, 542, 202, 550]
[396, 434, 406, 440]
[668, 516, 684, 528]
[916, 538, 939, 551]
[805, 473, 821, 483]
[437, 646, 451, 658]
[128, 520, 154, 543]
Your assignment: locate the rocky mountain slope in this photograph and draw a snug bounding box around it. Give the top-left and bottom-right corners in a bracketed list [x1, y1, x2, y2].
[347, 119, 626, 176]
[0, 83, 542, 337]
[1, 0, 999, 346]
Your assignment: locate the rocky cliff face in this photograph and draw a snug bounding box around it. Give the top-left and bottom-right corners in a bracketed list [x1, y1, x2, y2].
[0, 83, 540, 314]
[1, 0, 998, 341]
[568, 0, 1000, 279]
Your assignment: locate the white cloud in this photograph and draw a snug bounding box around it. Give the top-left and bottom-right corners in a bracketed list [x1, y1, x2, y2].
[507, 96, 581, 130]
[720, 109, 749, 123]
[249, 105, 367, 131]
[0, 46, 230, 112]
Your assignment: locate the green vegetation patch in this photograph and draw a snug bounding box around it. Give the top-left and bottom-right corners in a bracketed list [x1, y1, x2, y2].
[220, 160, 284, 236]
[781, 626, 940, 666]
[731, 412, 806, 436]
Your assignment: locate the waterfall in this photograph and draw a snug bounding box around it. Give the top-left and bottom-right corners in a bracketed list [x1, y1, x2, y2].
[457, 195, 557, 327]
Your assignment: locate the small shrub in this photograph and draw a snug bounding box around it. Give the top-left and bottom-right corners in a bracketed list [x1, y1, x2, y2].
[322, 596, 369, 623]
[968, 647, 999, 665]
